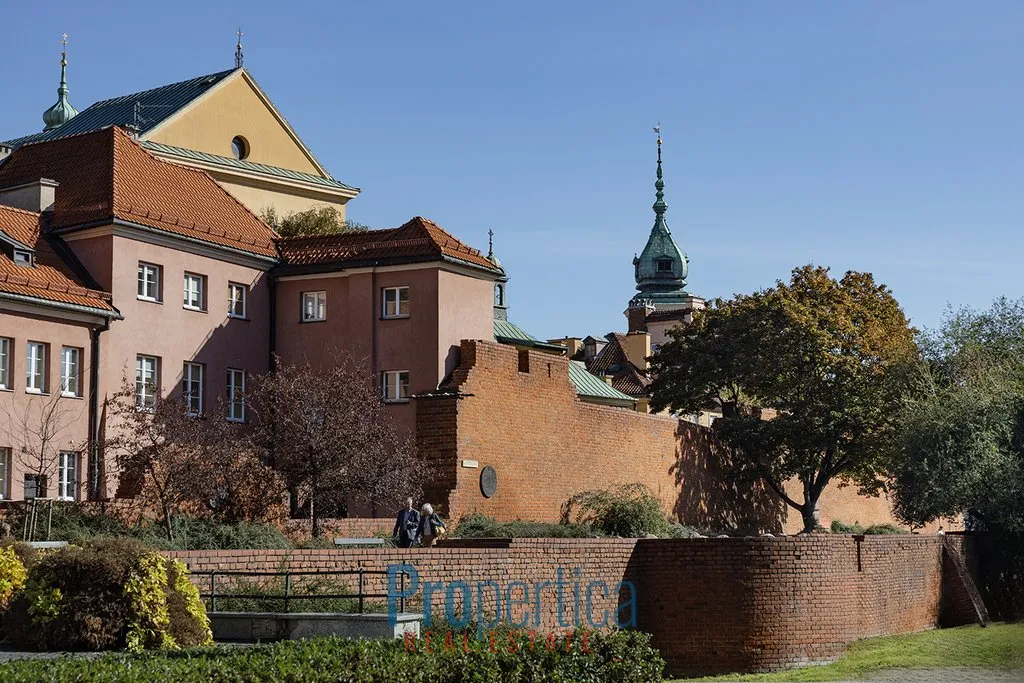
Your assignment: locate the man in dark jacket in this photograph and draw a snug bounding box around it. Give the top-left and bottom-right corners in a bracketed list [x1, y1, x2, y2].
[393, 498, 420, 548]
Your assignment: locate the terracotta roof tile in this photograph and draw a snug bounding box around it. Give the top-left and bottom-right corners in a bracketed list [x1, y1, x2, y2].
[0, 205, 115, 312]
[0, 127, 278, 258]
[586, 332, 651, 397]
[276, 216, 499, 272]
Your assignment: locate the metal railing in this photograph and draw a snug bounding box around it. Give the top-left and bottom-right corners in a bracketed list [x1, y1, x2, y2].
[198, 569, 408, 614]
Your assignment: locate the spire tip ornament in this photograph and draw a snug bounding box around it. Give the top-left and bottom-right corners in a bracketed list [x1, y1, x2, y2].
[42, 33, 78, 131]
[235, 28, 244, 68]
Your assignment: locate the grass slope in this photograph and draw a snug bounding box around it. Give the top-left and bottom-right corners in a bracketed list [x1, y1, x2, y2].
[680, 623, 1024, 682]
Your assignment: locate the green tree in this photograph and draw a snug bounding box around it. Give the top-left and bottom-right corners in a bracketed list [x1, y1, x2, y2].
[260, 206, 370, 237]
[893, 299, 1024, 618]
[649, 265, 917, 533]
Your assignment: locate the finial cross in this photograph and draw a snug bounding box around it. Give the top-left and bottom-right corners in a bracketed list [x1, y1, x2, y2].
[487, 228, 494, 255]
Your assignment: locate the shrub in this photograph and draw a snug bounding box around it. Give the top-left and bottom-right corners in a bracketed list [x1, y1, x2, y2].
[562, 483, 673, 537]
[138, 516, 291, 551]
[0, 629, 664, 682]
[2, 538, 211, 651]
[830, 520, 909, 535]
[831, 520, 866, 534]
[453, 514, 596, 539]
[864, 523, 910, 535]
[0, 545, 27, 610]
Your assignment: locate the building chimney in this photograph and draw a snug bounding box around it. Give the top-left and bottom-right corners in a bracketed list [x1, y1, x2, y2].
[548, 337, 583, 357]
[622, 331, 652, 370]
[0, 178, 58, 213]
[625, 297, 655, 333]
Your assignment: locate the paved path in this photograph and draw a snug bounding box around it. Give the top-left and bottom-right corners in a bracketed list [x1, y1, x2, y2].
[704, 668, 1024, 683]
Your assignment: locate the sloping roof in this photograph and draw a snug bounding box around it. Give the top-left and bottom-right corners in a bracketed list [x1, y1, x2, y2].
[3, 70, 235, 149]
[586, 332, 651, 397]
[0, 127, 278, 258]
[141, 141, 358, 192]
[0, 205, 115, 313]
[568, 360, 636, 407]
[493, 319, 566, 353]
[645, 307, 693, 324]
[276, 217, 500, 273]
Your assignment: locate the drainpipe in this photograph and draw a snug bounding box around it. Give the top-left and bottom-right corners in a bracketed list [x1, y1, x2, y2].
[88, 319, 109, 500]
[370, 261, 379, 376]
[268, 276, 277, 370]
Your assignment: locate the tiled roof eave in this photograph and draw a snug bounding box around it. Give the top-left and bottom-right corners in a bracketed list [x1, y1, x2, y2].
[0, 290, 121, 319]
[439, 254, 504, 277]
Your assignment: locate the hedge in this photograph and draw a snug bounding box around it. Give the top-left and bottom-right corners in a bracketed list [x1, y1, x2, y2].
[0, 630, 664, 682]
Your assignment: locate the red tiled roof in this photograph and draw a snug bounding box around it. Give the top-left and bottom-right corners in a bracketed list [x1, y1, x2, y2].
[586, 333, 651, 397]
[0, 205, 115, 312]
[645, 308, 693, 323]
[276, 216, 499, 271]
[0, 127, 278, 258]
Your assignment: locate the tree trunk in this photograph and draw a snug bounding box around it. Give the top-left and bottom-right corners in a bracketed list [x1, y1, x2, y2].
[161, 502, 174, 542]
[311, 495, 320, 538]
[800, 498, 821, 534]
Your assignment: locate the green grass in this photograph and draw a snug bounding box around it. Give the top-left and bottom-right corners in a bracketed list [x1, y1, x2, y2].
[676, 623, 1024, 681]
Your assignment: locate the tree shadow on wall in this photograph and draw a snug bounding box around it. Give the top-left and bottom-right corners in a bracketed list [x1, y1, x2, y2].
[670, 422, 786, 535]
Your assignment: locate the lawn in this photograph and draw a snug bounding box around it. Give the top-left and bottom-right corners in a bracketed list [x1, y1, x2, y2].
[676, 623, 1024, 682]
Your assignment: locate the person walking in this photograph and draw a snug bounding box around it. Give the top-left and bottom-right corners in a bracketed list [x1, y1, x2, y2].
[393, 498, 420, 548]
[417, 503, 446, 548]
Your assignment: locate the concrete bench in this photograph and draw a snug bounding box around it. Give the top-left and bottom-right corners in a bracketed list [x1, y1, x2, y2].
[333, 537, 387, 547]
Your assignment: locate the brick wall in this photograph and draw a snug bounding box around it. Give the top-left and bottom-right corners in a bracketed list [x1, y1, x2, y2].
[169, 534, 977, 676]
[418, 341, 921, 535]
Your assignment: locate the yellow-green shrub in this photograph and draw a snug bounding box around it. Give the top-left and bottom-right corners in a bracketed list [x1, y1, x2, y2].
[0, 545, 27, 610]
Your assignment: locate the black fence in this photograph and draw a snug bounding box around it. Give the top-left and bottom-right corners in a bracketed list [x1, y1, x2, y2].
[198, 569, 409, 614]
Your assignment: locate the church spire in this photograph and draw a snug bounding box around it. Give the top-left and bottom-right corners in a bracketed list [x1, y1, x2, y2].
[235, 28, 244, 69]
[653, 121, 667, 218]
[42, 33, 78, 131]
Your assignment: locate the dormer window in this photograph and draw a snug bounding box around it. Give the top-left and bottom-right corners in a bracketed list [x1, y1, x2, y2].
[656, 258, 673, 272]
[13, 250, 33, 267]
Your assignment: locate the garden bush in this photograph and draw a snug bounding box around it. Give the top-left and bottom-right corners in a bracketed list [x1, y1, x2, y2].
[0, 629, 664, 682]
[561, 483, 673, 537]
[0, 544, 27, 610]
[453, 514, 596, 539]
[2, 537, 211, 651]
[830, 520, 910, 535]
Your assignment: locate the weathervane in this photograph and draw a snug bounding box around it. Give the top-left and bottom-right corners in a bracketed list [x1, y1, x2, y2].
[487, 228, 494, 259]
[653, 121, 662, 146]
[235, 28, 244, 68]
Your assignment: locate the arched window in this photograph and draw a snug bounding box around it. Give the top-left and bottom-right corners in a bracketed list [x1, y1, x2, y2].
[231, 136, 249, 160]
[494, 284, 504, 306]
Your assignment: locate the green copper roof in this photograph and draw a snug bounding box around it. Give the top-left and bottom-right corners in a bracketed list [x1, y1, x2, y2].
[4, 69, 235, 149]
[493, 319, 565, 352]
[141, 141, 358, 192]
[568, 361, 637, 407]
[42, 47, 78, 131]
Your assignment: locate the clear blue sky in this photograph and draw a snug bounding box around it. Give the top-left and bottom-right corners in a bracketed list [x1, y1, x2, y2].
[2, 2, 1021, 338]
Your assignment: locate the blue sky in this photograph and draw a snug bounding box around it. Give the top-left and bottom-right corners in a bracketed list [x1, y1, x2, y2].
[2, 2, 1021, 338]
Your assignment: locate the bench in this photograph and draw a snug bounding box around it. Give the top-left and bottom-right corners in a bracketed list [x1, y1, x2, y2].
[333, 537, 387, 547]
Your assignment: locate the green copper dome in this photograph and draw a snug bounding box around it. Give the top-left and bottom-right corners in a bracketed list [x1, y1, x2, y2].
[43, 47, 78, 131]
[631, 136, 688, 306]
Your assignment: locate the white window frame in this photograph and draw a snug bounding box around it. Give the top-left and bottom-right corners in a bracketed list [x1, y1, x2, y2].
[135, 354, 159, 410]
[301, 291, 327, 322]
[0, 337, 10, 390]
[0, 447, 10, 500]
[228, 282, 248, 319]
[13, 250, 33, 267]
[137, 262, 162, 302]
[183, 362, 204, 415]
[382, 286, 410, 319]
[381, 370, 410, 403]
[25, 341, 46, 394]
[227, 368, 245, 422]
[57, 451, 78, 501]
[60, 346, 80, 397]
[183, 272, 206, 311]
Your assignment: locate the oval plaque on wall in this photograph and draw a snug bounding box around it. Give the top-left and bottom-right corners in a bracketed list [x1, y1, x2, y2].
[480, 465, 497, 498]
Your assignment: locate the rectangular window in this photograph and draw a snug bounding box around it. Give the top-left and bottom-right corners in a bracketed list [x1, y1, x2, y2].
[135, 355, 159, 409]
[0, 448, 9, 500]
[13, 250, 32, 267]
[137, 262, 162, 302]
[25, 341, 46, 393]
[228, 283, 248, 319]
[58, 451, 78, 501]
[0, 337, 10, 390]
[183, 272, 206, 311]
[61, 346, 80, 397]
[381, 370, 410, 403]
[301, 291, 326, 322]
[382, 286, 410, 318]
[227, 368, 245, 422]
[24, 474, 46, 500]
[183, 362, 204, 414]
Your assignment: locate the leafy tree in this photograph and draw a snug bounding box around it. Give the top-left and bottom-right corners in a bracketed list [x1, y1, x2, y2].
[893, 298, 1024, 618]
[246, 354, 423, 537]
[649, 265, 917, 533]
[260, 206, 370, 237]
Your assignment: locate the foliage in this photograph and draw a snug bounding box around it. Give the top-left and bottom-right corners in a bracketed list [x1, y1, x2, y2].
[1, 538, 211, 651]
[247, 353, 424, 537]
[209, 574, 381, 614]
[892, 298, 1024, 619]
[561, 483, 673, 537]
[650, 265, 918, 533]
[0, 629, 665, 682]
[829, 520, 908, 535]
[261, 206, 371, 237]
[453, 514, 597, 539]
[0, 545, 27, 610]
[1, 387, 84, 502]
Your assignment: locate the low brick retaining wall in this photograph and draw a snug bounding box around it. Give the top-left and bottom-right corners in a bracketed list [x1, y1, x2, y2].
[168, 535, 978, 676]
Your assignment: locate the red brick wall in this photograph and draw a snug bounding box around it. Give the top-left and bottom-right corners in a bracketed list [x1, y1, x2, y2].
[168, 534, 975, 676]
[418, 341, 916, 535]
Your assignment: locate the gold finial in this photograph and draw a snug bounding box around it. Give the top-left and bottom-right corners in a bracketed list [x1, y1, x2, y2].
[653, 121, 662, 146]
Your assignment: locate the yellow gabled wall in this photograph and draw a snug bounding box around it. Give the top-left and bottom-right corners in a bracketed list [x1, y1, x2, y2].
[146, 71, 323, 176]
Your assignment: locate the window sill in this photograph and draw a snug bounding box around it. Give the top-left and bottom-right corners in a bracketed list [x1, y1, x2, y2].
[227, 314, 249, 322]
[227, 417, 245, 423]
[183, 306, 207, 314]
[381, 314, 411, 320]
[25, 389, 47, 396]
[0, 387, 11, 393]
[300, 318, 327, 324]
[61, 392, 83, 400]
[137, 296, 163, 305]
[383, 399, 411, 404]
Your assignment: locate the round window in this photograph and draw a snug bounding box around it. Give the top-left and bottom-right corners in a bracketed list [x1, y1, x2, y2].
[231, 136, 249, 160]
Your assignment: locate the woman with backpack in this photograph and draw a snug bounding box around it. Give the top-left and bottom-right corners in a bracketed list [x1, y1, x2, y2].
[417, 503, 446, 547]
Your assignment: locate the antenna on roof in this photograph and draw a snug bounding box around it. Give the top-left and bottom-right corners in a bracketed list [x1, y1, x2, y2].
[235, 28, 244, 69]
[125, 101, 172, 138]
